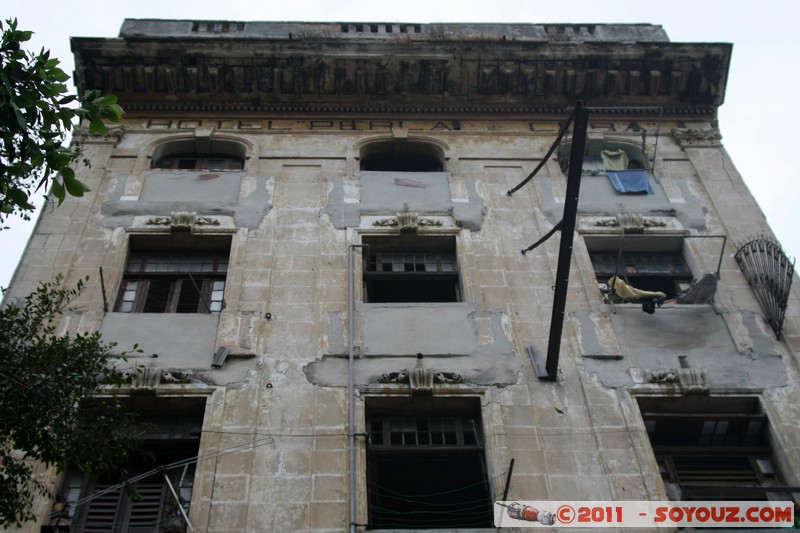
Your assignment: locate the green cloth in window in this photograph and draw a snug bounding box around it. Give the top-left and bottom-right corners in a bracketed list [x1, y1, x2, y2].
[601, 149, 629, 171]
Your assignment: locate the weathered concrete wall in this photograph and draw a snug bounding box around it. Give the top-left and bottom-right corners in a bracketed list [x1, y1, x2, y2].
[359, 302, 477, 355]
[323, 171, 486, 230]
[101, 171, 271, 229]
[539, 172, 707, 229]
[6, 113, 800, 533]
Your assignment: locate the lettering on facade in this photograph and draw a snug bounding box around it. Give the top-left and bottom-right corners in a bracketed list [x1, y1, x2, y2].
[138, 119, 671, 133]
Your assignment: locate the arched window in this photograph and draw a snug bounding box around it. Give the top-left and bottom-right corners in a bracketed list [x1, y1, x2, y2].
[558, 140, 646, 175]
[360, 140, 444, 172]
[151, 139, 246, 170]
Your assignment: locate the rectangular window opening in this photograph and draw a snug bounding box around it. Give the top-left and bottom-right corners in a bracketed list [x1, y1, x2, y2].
[56, 399, 205, 533]
[637, 396, 790, 502]
[586, 235, 693, 300]
[362, 235, 461, 303]
[114, 235, 231, 314]
[366, 397, 493, 529]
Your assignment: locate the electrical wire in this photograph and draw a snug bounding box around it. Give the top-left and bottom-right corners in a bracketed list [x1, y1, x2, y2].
[69, 433, 277, 510]
[56, 407, 649, 522]
[56, 428, 349, 510]
[506, 106, 576, 196]
[368, 484, 492, 506]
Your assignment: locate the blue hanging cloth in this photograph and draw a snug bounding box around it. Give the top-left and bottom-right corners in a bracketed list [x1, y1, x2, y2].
[607, 169, 654, 194]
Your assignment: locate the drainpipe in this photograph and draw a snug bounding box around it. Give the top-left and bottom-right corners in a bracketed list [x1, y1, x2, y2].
[348, 244, 367, 533]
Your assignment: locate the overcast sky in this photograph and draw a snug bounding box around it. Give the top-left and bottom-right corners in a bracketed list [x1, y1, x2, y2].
[1, 0, 798, 289]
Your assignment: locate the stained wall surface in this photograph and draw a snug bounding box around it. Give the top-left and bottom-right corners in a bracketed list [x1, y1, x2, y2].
[4, 19, 800, 533]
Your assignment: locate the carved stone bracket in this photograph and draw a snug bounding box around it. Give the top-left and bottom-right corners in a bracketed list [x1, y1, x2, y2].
[644, 367, 709, 394]
[145, 211, 220, 230]
[119, 367, 195, 393]
[671, 127, 722, 148]
[379, 358, 463, 395]
[74, 124, 126, 145]
[595, 213, 667, 232]
[647, 369, 679, 383]
[678, 367, 709, 395]
[372, 211, 443, 233]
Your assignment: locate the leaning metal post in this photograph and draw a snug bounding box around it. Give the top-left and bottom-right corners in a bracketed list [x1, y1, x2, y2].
[544, 102, 589, 380]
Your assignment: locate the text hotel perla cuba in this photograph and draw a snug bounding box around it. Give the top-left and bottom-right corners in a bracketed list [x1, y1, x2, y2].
[494, 501, 795, 528]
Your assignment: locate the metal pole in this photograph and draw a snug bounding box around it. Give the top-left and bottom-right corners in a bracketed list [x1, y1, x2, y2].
[544, 102, 589, 380]
[501, 458, 515, 502]
[161, 467, 195, 532]
[99, 267, 108, 312]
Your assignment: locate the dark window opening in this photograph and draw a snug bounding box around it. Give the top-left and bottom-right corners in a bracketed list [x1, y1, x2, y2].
[366, 397, 493, 530]
[55, 400, 204, 533]
[586, 236, 693, 300]
[154, 154, 244, 170]
[638, 396, 790, 502]
[151, 139, 246, 171]
[559, 140, 646, 175]
[591, 251, 692, 299]
[360, 140, 444, 172]
[363, 235, 460, 303]
[115, 235, 230, 314]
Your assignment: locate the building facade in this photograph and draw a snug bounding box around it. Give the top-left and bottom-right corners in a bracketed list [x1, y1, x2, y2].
[6, 19, 800, 532]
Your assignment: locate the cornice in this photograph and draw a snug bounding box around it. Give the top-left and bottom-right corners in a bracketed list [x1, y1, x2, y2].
[72, 35, 731, 118]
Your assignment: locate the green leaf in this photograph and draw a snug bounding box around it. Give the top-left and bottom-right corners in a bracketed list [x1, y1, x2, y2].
[9, 101, 26, 129]
[50, 68, 69, 83]
[62, 175, 90, 197]
[50, 178, 65, 203]
[6, 188, 33, 210]
[88, 119, 105, 135]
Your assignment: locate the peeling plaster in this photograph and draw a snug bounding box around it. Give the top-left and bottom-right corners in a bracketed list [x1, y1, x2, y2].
[305, 308, 520, 387]
[321, 172, 486, 230]
[578, 306, 787, 390]
[100, 173, 271, 229]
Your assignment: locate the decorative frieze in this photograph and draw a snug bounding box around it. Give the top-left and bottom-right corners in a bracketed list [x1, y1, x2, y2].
[639, 366, 709, 395]
[74, 30, 731, 116]
[379, 356, 463, 395]
[671, 127, 722, 147]
[371, 213, 445, 232]
[145, 211, 221, 230]
[74, 124, 125, 145]
[594, 213, 667, 232]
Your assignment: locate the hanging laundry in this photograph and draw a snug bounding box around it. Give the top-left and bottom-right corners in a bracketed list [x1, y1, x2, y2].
[601, 149, 629, 171]
[607, 169, 654, 194]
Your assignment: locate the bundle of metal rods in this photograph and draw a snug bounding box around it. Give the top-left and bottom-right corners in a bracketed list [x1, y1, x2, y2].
[734, 236, 795, 339]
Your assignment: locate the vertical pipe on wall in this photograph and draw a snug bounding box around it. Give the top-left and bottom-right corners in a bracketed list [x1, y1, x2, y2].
[348, 243, 367, 532]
